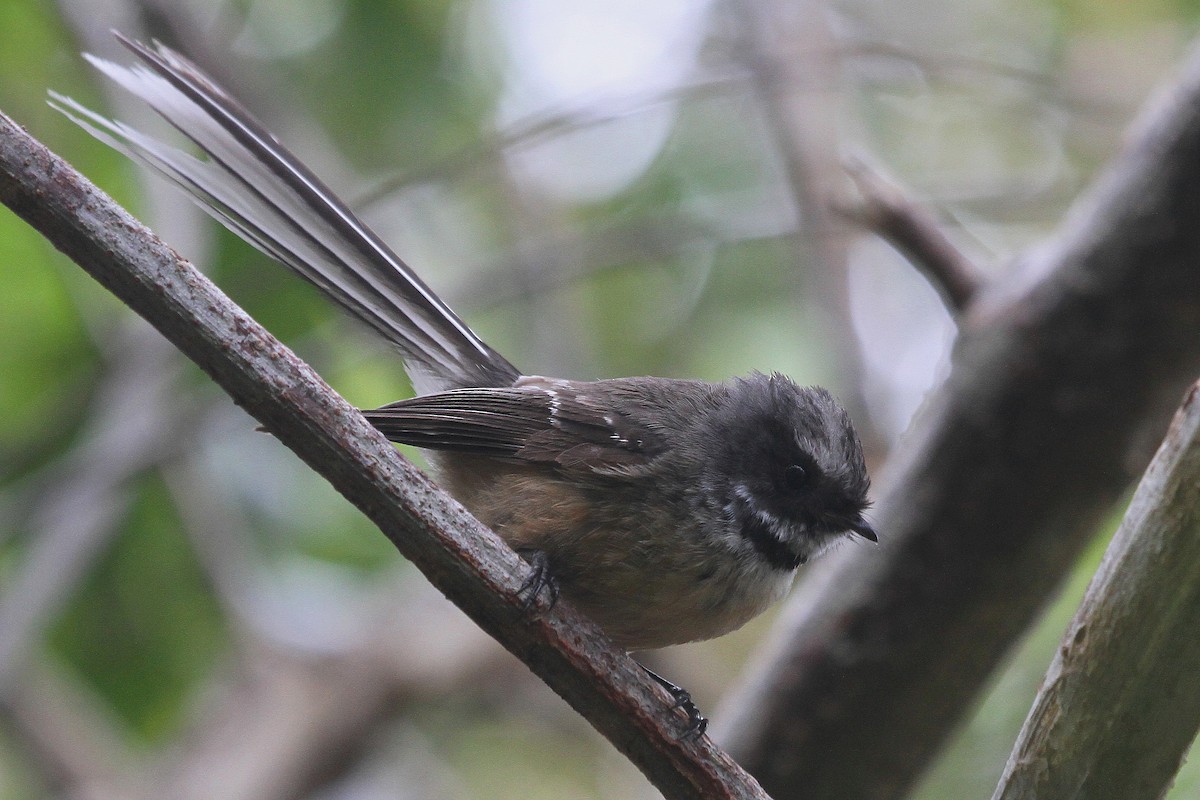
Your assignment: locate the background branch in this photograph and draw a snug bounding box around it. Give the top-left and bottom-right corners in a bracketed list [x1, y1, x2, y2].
[993, 380, 1200, 800]
[718, 40, 1200, 800]
[732, 0, 883, 451]
[0, 111, 768, 800]
[840, 157, 984, 314]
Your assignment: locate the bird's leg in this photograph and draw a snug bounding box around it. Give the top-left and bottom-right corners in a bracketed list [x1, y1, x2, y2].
[516, 548, 560, 611]
[641, 664, 708, 738]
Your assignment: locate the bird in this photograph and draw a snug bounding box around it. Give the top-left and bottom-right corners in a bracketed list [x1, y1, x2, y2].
[51, 34, 874, 735]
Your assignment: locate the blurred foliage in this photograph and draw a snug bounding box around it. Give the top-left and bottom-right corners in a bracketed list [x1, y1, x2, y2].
[0, 0, 1198, 798]
[47, 478, 228, 743]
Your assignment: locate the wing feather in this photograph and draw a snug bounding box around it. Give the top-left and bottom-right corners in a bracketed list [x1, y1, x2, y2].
[361, 382, 662, 472]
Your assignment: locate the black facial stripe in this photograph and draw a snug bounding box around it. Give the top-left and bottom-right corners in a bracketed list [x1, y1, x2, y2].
[734, 499, 804, 571]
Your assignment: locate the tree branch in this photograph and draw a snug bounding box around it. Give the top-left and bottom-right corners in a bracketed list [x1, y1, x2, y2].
[840, 156, 985, 313]
[718, 41, 1200, 799]
[993, 380, 1200, 800]
[0, 110, 769, 800]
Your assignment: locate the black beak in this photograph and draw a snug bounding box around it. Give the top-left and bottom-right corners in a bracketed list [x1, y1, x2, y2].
[849, 519, 878, 543]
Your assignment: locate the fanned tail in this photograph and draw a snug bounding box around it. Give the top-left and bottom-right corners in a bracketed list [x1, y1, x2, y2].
[50, 33, 519, 393]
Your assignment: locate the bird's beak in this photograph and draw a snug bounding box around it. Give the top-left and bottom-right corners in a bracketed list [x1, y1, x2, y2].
[849, 519, 878, 542]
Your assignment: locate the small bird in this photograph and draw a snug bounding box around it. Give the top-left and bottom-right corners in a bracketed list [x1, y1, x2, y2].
[52, 34, 874, 733]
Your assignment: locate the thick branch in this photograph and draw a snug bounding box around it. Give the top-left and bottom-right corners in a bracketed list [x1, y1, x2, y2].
[718, 42, 1200, 799]
[993, 380, 1200, 800]
[0, 111, 768, 800]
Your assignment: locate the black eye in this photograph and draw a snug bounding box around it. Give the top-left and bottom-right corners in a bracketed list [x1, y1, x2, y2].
[783, 464, 809, 491]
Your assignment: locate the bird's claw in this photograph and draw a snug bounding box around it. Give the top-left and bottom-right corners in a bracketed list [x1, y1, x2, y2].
[516, 549, 560, 611]
[642, 665, 708, 738]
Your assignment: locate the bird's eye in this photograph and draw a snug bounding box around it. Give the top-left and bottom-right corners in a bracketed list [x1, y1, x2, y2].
[783, 464, 809, 491]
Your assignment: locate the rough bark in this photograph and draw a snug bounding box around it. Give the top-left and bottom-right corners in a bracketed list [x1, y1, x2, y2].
[993, 381, 1200, 800]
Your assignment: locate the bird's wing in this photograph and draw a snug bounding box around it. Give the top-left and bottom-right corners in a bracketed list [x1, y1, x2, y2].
[362, 379, 664, 473]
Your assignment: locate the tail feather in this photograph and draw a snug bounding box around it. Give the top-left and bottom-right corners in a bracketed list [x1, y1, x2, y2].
[50, 34, 519, 393]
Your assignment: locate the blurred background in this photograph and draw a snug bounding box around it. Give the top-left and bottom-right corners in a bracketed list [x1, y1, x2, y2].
[0, 0, 1197, 798]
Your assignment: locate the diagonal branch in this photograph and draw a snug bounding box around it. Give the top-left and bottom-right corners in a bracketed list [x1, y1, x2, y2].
[840, 156, 985, 314]
[717, 40, 1200, 800]
[0, 110, 769, 800]
[993, 380, 1200, 800]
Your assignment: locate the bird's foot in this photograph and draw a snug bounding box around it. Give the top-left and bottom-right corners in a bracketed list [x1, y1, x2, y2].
[516, 549, 560, 611]
[642, 665, 708, 738]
